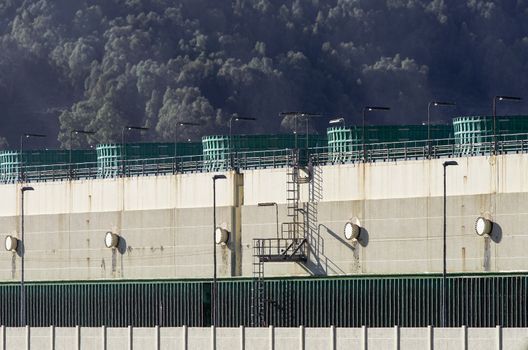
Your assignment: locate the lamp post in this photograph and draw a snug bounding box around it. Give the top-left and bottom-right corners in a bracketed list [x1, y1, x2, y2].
[69, 130, 95, 179]
[20, 186, 34, 326]
[19, 133, 46, 182]
[427, 101, 455, 158]
[121, 126, 149, 176]
[212, 174, 227, 327]
[492, 96, 522, 154]
[258, 202, 279, 238]
[279, 112, 321, 150]
[362, 106, 390, 161]
[442, 160, 458, 327]
[228, 116, 256, 169]
[174, 122, 201, 172]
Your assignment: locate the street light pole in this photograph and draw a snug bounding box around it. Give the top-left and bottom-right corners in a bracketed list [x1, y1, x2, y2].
[19, 134, 46, 182]
[212, 174, 227, 327]
[258, 202, 279, 238]
[121, 126, 149, 176]
[492, 96, 522, 155]
[228, 116, 256, 169]
[427, 101, 456, 158]
[362, 106, 390, 162]
[174, 122, 201, 172]
[279, 112, 321, 152]
[442, 160, 458, 327]
[20, 186, 34, 326]
[69, 130, 95, 179]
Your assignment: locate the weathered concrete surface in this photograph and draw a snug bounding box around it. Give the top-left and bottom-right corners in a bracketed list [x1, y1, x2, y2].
[1, 326, 526, 350]
[1, 154, 528, 281]
[241, 154, 528, 277]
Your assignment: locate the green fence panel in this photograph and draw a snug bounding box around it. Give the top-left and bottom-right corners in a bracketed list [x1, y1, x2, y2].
[326, 124, 453, 162]
[0, 275, 527, 327]
[202, 134, 327, 171]
[453, 115, 528, 155]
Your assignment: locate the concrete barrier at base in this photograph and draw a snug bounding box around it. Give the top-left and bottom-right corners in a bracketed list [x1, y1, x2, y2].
[0, 325, 527, 350]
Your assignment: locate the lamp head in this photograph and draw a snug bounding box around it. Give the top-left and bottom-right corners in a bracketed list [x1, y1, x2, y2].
[329, 117, 345, 125]
[73, 130, 95, 135]
[432, 101, 456, 107]
[443, 160, 458, 167]
[24, 133, 46, 138]
[178, 121, 201, 126]
[365, 106, 390, 112]
[104, 231, 119, 248]
[4, 236, 18, 252]
[496, 95, 522, 102]
[125, 126, 149, 131]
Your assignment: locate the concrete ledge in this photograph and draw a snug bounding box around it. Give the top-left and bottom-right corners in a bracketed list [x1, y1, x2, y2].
[1, 326, 526, 350]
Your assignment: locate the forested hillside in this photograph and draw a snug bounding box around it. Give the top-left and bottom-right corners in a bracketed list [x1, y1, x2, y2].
[0, 0, 526, 148]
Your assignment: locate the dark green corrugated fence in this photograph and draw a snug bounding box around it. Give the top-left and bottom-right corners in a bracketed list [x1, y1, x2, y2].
[0, 275, 527, 327]
[0, 281, 208, 327]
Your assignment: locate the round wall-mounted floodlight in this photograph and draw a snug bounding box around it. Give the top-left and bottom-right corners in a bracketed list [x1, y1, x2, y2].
[4, 235, 18, 252]
[215, 227, 230, 245]
[475, 217, 493, 236]
[104, 231, 120, 248]
[344, 222, 361, 241]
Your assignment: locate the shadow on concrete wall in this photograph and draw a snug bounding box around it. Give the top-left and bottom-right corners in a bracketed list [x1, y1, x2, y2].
[483, 222, 502, 271]
[117, 236, 127, 255]
[357, 228, 369, 247]
[303, 223, 367, 276]
[490, 222, 502, 243]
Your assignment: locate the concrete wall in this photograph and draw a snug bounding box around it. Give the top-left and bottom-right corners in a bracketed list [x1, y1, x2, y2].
[0, 172, 242, 281]
[1, 154, 528, 281]
[243, 154, 528, 276]
[1, 326, 527, 350]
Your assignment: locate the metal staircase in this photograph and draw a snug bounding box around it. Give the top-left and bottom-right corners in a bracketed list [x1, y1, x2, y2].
[306, 158, 322, 255]
[251, 150, 310, 327]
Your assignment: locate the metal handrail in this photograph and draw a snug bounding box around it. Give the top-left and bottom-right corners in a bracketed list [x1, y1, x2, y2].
[4, 133, 528, 184]
[253, 238, 306, 258]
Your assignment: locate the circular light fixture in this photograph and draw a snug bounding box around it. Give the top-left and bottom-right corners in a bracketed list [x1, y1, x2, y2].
[104, 231, 120, 248]
[4, 235, 18, 252]
[475, 217, 493, 236]
[215, 227, 230, 245]
[344, 222, 361, 241]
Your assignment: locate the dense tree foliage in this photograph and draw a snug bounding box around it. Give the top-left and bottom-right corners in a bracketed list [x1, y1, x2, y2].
[0, 0, 527, 148]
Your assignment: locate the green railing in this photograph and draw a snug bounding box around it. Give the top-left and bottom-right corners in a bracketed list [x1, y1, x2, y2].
[0, 274, 526, 327]
[4, 133, 528, 183]
[313, 132, 528, 164]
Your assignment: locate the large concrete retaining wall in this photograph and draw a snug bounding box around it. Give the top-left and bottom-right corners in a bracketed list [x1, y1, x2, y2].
[0, 154, 527, 281]
[1, 325, 527, 350]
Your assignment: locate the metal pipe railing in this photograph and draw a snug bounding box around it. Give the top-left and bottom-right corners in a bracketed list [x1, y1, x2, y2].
[5, 132, 528, 184]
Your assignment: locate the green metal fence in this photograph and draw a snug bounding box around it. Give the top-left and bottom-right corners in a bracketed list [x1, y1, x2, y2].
[5, 120, 528, 183]
[453, 115, 528, 155]
[0, 281, 208, 327]
[202, 134, 327, 171]
[96, 143, 203, 177]
[326, 124, 453, 163]
[0, 149, 98, 182]
[0, 151, 20, 183]
[1, 275, 526, 328]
